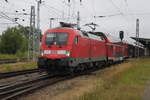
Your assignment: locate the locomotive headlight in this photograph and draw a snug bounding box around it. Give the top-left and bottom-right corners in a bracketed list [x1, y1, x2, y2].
[66, 51, 70, 56]
[40, 50, 44, 56]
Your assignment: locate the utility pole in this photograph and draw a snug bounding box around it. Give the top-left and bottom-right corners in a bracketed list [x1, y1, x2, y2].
[28, 6, 36, 60]
[77, 0, 82, 29]
[36, 0, 42, 56]
[136, 18, 140, 57]
[49, 18, 54, 28]
[77, 11, 80, 29]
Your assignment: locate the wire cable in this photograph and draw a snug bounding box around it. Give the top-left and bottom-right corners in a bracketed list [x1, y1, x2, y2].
[108, 0, 124, 15]
[42, 4, 62, 17]
[0, 12, 21, 25]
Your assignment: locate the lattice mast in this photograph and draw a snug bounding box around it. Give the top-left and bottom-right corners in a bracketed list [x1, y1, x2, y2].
[28, 6, 36, 60]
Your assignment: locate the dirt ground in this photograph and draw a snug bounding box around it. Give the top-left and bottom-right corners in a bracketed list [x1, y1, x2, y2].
[18, 62, 132, 100]
[143, 79, 150, 100]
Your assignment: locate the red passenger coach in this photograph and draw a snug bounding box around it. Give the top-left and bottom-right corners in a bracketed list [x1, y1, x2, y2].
[104, 34, 126, 62]
[92, 32, 127, 63]
[38, 27, 107, 72]
[106, 35, 128, 62]
[122, 42, 129, 59]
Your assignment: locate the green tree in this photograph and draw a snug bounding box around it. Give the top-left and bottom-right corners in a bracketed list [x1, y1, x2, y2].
[0, 26, 28, 54]
[0, 35, 1, 42]
[0, 35, 2, 48]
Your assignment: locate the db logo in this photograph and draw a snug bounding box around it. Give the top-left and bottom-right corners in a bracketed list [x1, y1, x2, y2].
[51, 50, 57, 54]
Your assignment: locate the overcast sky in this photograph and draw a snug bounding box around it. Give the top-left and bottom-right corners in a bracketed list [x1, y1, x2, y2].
[0, 0, 150, 42]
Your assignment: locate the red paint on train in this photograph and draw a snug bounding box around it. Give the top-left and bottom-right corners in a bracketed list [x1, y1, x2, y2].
[38, 27, 128, 72]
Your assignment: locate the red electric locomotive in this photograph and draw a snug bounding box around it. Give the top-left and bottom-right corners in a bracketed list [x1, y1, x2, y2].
[38, 23, 128, 73]
[38, 26, 107, 72]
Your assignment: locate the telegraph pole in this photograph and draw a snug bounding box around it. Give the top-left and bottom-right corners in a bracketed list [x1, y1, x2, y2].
[36, 0, 42, 55]
[49, 18, 54, 28]
[28, 6, 36, 60]
[77, 11, 80, 29]
[77, 0, 82, 30]
[136, 18, 140, 57]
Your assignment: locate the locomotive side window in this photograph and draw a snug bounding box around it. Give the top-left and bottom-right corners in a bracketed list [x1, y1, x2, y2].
[82, 32, 89, 37]
[100, 36, 105, 41]
[45, 32, 68, 45]
[74, 36, 78, 45]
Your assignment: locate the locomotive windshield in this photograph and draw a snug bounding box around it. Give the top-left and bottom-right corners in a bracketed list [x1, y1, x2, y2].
[45, 32, 68, 45]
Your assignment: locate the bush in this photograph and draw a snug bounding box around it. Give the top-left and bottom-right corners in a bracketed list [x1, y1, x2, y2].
[0, 26, 28, 54]
[16, 50, 28, 59]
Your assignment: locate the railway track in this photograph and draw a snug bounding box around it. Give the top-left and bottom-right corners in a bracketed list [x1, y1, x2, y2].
[0, 64, 109, 100]
[0, 68, 40, 79]
[0, 73, 50, 100]
[0, 58, 28, 64]
[0, 72, 71, 100]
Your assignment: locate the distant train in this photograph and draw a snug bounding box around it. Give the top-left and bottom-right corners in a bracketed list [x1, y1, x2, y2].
[37, 24, 144, 73]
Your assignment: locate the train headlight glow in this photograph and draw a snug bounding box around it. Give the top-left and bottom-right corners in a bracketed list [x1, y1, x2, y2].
[40, 50, 44, 56]
[66, 51, 70, 56]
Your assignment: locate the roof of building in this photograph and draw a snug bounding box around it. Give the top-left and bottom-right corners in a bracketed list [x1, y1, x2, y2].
[131, 37, 150, 48]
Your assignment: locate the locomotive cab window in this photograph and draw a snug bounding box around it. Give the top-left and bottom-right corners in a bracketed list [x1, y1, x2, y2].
[74, 36, 78, 45]
[45, 32, 68, 45]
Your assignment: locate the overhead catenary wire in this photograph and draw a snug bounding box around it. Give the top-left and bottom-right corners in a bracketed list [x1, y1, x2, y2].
[71, 0, 76, 19]
[42, 4, 62, 17]
[44, 3, 67, 16]
[43, 3, 72, 24]
[107, 0, 133, 35]
[1, 12, 30, 16]
[108, 0, 124, 15]
[0, 0, 31, 28]
[1, 0, 150, 33]
[0, 12, 20, 25]
[62, 0, 80, 22]
[124, 0, 128, 6]
[0, 22, 16, 24]
[91, 0, 97, 22]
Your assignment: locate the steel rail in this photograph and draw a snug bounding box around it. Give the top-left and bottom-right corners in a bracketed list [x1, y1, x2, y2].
[0, 74, 72, 100]
[0, 68, 40, 79]
[0, 69, 99, 100]
[0, 73, 51, 100]
[0, 58, 28, 64]
[0, 64, 111, 100]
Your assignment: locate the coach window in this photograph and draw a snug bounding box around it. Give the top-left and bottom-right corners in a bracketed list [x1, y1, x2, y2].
[74, 36, 78, 45]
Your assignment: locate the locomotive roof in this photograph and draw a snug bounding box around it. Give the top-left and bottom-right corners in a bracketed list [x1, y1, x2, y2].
[52, 27, 76, 30]
[46, 28, 126, 43]
[105, 34, 122, 43]
[46, 28, 104, 41]
[88, 31, 123, 43]
[46, 27, 81, 34]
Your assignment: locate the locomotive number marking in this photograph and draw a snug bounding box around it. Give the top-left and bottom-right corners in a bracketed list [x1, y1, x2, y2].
[51, 50, 57, 54]
[44, 50, 50, 54]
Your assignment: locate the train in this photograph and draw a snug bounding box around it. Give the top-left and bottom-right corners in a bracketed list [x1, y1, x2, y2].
[37, 23, 145, 73]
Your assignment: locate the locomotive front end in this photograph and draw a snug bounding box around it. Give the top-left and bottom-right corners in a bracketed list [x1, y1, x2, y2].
[38, 29, 74, 71]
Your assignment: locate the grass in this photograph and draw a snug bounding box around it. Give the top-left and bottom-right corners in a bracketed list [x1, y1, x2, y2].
[78, 58, 150, 100]
[0, 61, 37, 72]
[0, 52, 28, 59]
[0, 54, 18, 59]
